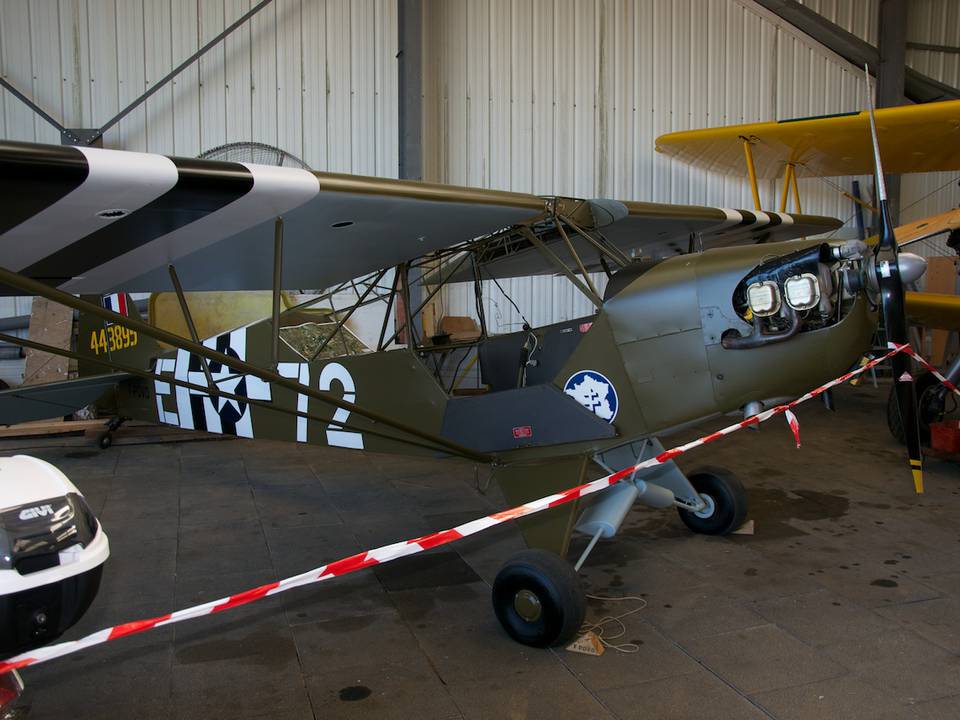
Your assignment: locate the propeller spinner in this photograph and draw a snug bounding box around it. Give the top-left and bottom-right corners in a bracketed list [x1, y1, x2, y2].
[865, 68, 926, 493]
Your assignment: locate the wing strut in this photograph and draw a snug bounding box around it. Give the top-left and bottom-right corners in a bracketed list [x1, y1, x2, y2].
[555, 213, 631, 268]
[778, 163, 803, 213]
[555, 223, 601, 299]
[741, 136, 763, 211]
[377, 269, 401, 351]
[167, 264, 215, 390]
[519, 227, 603, 308]
[271, 217, 284, 369]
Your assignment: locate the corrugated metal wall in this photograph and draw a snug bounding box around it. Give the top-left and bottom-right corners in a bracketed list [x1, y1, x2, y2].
[0, 0, 956, 343]
[425, 0, 883, 331]
[906, 0, 960, 90]
[0, 0, 399, 175]
[901, 0, 960, 265]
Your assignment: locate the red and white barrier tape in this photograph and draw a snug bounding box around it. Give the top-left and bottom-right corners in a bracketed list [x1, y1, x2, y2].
[2, 343, 957, 675]
[898, 344, 960, 395]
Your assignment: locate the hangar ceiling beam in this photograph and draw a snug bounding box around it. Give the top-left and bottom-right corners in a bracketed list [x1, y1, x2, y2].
[907, 42, 960, 55]
[88, 0, 276, 146]
[752, 0, 959, 103]
[1, 0, 276, 147]
[0, 77, 78, 144]
[877, 0, 907, 107]
[877, 0, 907, 224]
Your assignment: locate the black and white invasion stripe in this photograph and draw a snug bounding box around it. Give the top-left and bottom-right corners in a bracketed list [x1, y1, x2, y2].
[0, 141, 319, 291]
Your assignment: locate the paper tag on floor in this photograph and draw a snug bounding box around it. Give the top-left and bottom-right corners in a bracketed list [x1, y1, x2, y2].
[731, 519, 755, 535]
[566, 632, 604, 656]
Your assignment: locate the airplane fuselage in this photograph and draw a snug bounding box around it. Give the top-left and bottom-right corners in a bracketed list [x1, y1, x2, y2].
[107, 238, 876, 466]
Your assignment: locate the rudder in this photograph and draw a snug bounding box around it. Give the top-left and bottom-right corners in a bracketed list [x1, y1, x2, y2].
[77, 293, 159, 377]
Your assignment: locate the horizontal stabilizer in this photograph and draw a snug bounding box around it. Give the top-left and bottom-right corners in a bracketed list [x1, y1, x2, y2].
[0, 373, 131, 425]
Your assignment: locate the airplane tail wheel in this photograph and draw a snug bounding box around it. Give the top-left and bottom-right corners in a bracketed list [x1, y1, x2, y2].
[491, 549, 585, 648]
[677, 467, 747, 536]
[887, 371, 942, 446]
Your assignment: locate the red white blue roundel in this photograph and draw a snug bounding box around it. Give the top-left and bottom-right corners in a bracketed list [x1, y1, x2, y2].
[564, 370, 618, 423]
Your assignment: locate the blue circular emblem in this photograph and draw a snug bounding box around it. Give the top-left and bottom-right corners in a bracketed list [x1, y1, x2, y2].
[563, 370, 619, 423]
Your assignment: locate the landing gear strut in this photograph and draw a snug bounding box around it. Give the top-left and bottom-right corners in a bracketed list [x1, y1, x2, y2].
[677, 466, 748, 536]
[490, 453, 748, 647]
[595, 439, 748, 537]
[491, 549, 585, 648]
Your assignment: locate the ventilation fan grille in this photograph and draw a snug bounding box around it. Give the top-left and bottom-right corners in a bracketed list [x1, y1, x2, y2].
[198, 142, 312, 170]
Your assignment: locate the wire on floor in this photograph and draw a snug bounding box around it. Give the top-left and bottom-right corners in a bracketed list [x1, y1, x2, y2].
[580, 594, 648, 654]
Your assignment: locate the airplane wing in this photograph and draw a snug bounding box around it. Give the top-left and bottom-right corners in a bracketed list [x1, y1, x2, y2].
[0, 140, 544, 294]
[906, 291, 960, 331]
[655, 100, 960, 178]
[0, 140, 839, 293]
[433, 200, 841, 283]
[606, 200, 838, 254]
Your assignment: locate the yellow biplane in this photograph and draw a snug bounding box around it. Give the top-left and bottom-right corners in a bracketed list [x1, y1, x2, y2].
[657, 100, 960, 207]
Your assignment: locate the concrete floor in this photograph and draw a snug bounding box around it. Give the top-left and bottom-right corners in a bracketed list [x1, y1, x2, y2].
[4, 381, 960, 719]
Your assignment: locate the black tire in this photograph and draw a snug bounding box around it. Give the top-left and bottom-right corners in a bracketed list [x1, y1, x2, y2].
[677, 466, 748, 536]
[98, 432, 112, 450]
[491, 549, 586, 648]
[887, 371, 942, 446]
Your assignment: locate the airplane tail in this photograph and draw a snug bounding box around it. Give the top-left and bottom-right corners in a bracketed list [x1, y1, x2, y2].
[0, 293, 160, 425]
[76, 293, 159, 377]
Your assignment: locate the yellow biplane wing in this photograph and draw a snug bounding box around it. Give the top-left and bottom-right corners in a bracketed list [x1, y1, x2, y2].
[906, 291, 960, 331]
[858, 208, 960, 248]
[895, 208, 960, 247]
[896, 212, 960, 332]
[656, 100, 960, 178]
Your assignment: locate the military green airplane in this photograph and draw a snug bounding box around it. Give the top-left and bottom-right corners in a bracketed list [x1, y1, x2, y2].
[0, 98, 929, 649]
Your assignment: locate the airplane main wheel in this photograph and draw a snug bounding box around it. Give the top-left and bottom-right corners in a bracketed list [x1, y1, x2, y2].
[97, 432, 113, 450]
[491, 549, 585, 648]
[677, 467, 747, 536]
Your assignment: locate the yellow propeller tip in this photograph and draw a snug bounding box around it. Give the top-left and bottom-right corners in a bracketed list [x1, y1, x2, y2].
[912, 469, 924, 494]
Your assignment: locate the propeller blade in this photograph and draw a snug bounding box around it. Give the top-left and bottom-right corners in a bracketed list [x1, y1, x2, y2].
[888, 338, 924, 493]
[865, 66, 925, 493]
